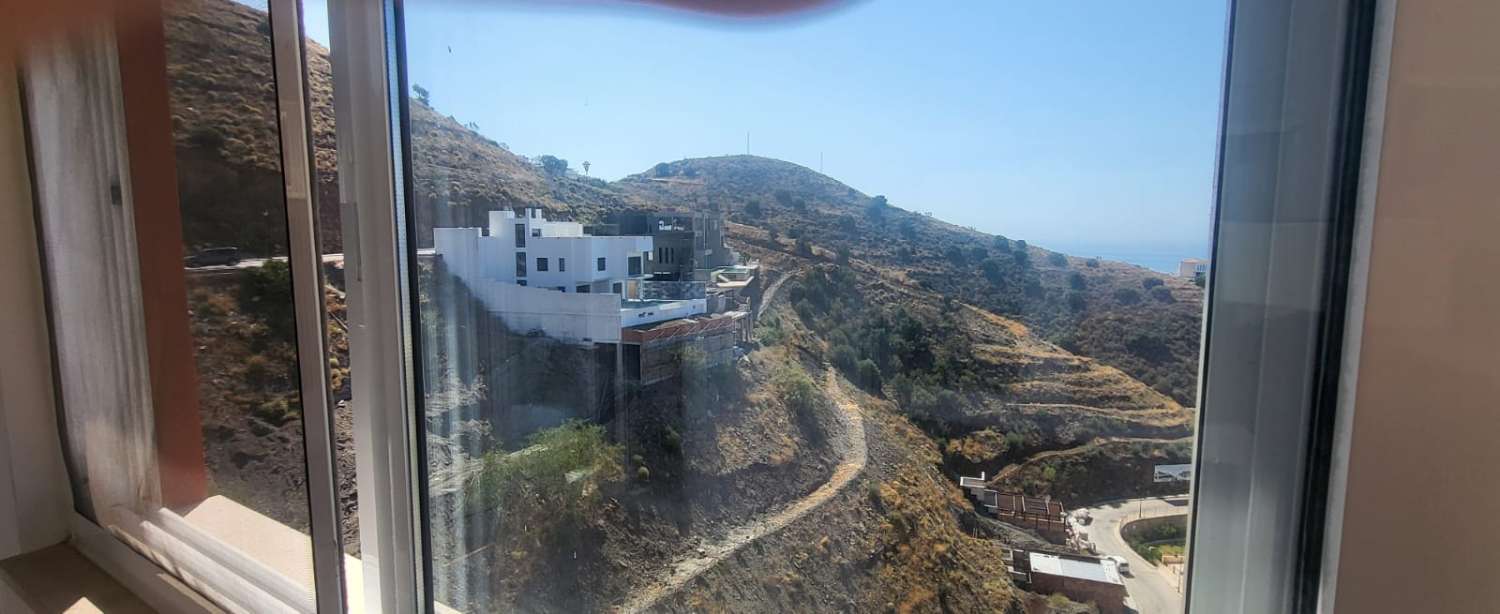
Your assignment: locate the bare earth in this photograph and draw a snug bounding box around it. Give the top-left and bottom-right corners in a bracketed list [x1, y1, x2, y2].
[618, 370, 868, 613]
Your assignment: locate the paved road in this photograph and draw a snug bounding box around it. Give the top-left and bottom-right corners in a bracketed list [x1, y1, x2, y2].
[183, 248, 436, 273]
[1076, 495, 1190, 614]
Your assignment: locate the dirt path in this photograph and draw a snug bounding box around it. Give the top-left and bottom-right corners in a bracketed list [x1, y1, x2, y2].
[618, 370, 867, 613]
[990, 436, 1187, 483]
[754, 267, 799, 321]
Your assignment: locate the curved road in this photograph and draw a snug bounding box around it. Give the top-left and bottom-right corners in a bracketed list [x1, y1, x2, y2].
[617, 370, 867, 613]
[1076, 495, 1190, 614]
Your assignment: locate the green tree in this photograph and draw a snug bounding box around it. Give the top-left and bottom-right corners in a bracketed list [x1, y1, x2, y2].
[412, 83, 430, 105]
[1068, 271, 1087, 290]
[856, 358, 882, 392]
[653, 162, 671, 177]
[866, 194, 889, 223]
[744, 199, 763, 217]
[795, 237, 813, 257]
[1150, 286, 1176, 303]
[1142, 277, 1164, 290]
[944, 245, 968, 266]
[539, 155, 568, 175]
[1048, 252, 1068, 267]
[1113, 287, 1142, 305]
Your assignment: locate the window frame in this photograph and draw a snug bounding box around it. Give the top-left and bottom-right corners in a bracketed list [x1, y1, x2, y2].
[1184, 0, 1376, 612]
[9, 0, 1385, 611]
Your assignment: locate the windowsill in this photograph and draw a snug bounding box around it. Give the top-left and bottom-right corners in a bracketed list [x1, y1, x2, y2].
[174, 495, 459, 613]
[0, 543, 167, 614]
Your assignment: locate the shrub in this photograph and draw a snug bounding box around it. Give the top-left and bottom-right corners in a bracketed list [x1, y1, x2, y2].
[831, 344, 858, 373]
[662, 426, 682, 456]
[795, 237, 814, 257]
[992, 236, 1011, 252]
[745, 199, 763, 217]
[773, 364, 820, 416]
[1114, 287, 1142, 305]
[835, 246, 852, 266]
[1086, 257, 1101, 268]
[855, 358, 882, 392]
[943, 246, 968, 266]
[1048, 252, 1068, 267]
[865, 195, 888, 222]
[469, 421, 622, 530]
[1142, 277, 1165, 290]
[1067, 271, 1087, 290]
[238, 261, 295, 340]
[1150, 286, 1176, 303]
[252, 397, 294, 426]
[539, 155, 568, 175]
[1066, 291, 1087, 311]
[898, 219, 918, 241]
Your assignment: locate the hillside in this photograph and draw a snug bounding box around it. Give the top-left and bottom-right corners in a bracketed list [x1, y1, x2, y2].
[619, 156, 1205, 405]
[160, 0, 1203, 610]
[163, 0, 1202, 406]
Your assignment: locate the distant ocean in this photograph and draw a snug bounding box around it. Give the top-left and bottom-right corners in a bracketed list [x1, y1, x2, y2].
[1041, 242, 1209, 275]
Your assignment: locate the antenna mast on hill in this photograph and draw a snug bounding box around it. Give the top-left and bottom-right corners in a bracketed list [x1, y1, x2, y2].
[746, 131, 750, 155]
[820, 152, 824, 174]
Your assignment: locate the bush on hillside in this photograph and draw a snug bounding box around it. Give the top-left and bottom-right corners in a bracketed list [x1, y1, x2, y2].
[1048, 252, 1068, 267]
[1142, 277, 1165, 290]
[1068, 271, 1087, 290]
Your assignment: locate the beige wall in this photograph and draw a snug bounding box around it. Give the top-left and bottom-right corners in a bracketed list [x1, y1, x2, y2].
[1332, 1, 1500, 611]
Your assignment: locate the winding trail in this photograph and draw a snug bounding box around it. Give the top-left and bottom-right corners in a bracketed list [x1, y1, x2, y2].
[754, 267, 799, 322]
[618, 370, 867, 613]
[989, 436, 1190, 484]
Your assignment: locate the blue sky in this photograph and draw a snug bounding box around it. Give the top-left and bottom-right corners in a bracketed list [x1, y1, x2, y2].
[301, 1, 1227, 270]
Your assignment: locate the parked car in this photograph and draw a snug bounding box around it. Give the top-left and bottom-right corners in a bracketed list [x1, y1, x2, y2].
[1108, 554, 1131, 575]
[185, 247, 241, 267]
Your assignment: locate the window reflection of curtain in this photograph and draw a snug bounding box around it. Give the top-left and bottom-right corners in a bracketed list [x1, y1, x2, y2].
[24, 28, 161, 525]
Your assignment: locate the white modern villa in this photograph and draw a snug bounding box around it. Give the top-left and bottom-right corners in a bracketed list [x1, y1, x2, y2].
[433, 208, 707, 343]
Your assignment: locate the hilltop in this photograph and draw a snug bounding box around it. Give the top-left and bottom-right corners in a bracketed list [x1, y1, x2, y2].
[161, 0, 1201, 610]
[619, 155, 1205, 405]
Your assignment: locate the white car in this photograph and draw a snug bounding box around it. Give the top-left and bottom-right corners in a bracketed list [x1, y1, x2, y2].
[1108, 554, 1131, 575]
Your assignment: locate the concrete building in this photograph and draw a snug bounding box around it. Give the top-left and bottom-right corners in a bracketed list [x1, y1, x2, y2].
[1020, 551, 1127, 614]
[1177, 258, 1209, 280]
[595, 210, 737, 281]
[433, 208, 707, 343]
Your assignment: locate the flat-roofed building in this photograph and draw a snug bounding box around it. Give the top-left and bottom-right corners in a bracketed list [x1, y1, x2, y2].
[1025, 552, 1127, 614]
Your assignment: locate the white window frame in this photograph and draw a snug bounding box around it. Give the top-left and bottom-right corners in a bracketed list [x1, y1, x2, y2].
[3, 0, 1385, 612]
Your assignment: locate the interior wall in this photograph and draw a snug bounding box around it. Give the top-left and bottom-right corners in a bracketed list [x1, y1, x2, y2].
[1332, 0, 1500, 611]
[0, 61, 74, 558]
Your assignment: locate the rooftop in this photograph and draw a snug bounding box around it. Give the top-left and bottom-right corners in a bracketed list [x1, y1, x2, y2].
[1028, 552, 1123, 586]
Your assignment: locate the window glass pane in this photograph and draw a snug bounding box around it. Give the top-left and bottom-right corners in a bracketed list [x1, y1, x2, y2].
[404, 2, 1222, 612]
[26, 0, 338, 609]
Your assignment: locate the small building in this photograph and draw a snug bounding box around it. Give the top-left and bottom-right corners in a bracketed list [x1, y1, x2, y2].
[621, 311, 752, 386]
[958, 474, 1071, 543]
[1022, 552, 1127, 614]
[1177, 258, 1209, 280]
